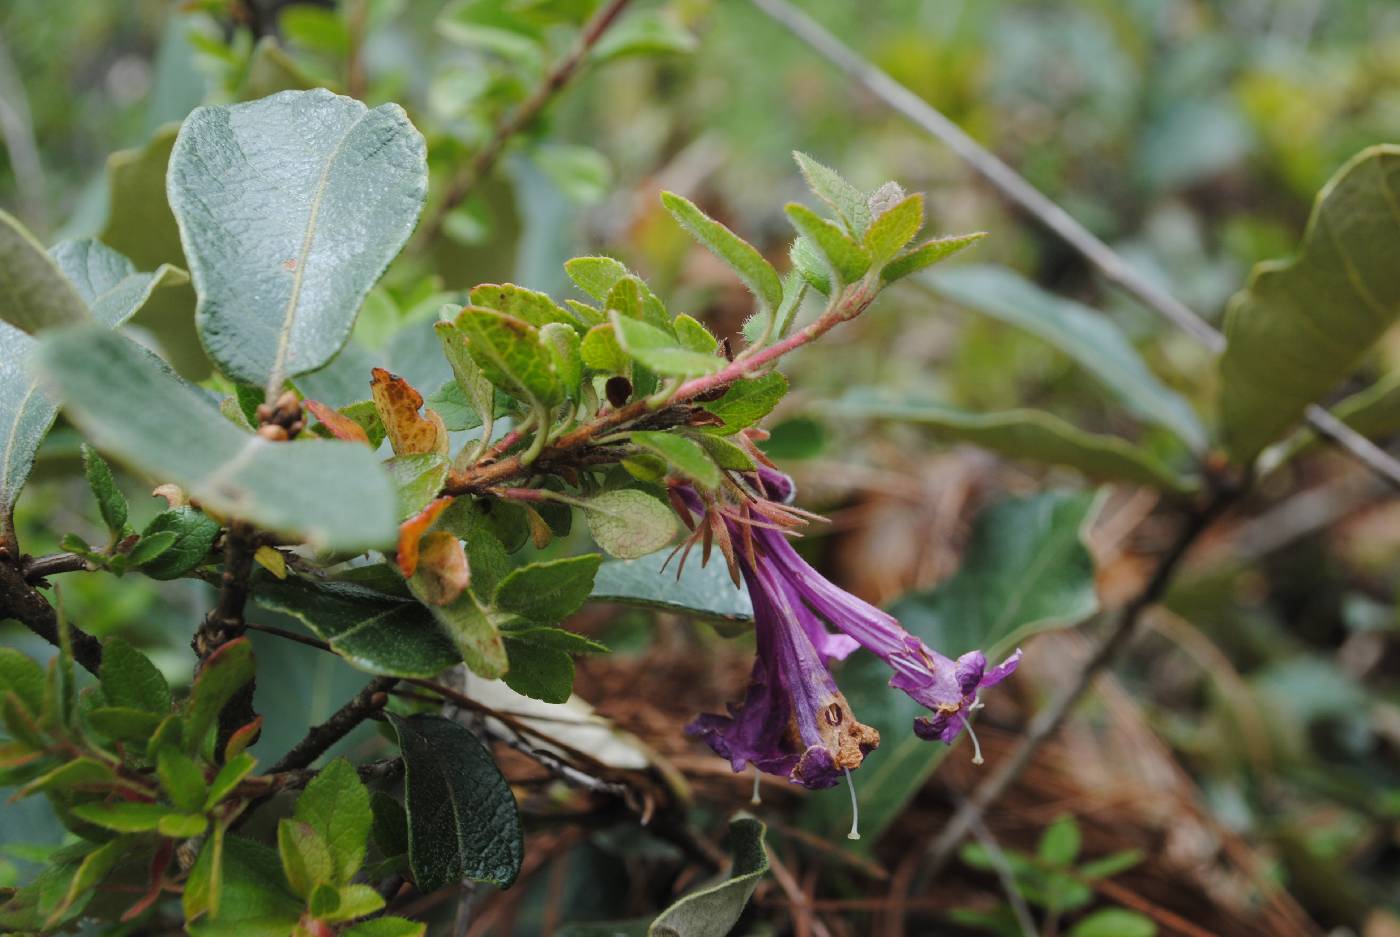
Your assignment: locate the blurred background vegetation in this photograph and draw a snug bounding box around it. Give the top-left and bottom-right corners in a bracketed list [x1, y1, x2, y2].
[3, 0, 1399, 934]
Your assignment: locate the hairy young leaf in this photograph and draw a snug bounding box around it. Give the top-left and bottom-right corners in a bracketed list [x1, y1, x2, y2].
[673, 315, 719, 354]
[580, 324, 630, 375]
[81, 445, 128, 540]
[0, 649, 45, 716]
[880, 232, 986, 283]
[611, 312, 724, 378]
[564, 256, 630, 302]
[541, 322, 583, 397]
[168, 89, 427, 389]
[661, 191, 783, 316]
[793, 152, 873, 236]
[863, 192, 924, 264]
[470, 283, 573, 329]
[700, 371, 788, 435]
[1219, 145, 1400, 462]
[36, 328, 399, 551]
[783, 203, 871, 285]
[184, 638, 255, 758]
[630, 431, 721, 488]
[384, 713, 523, 891]
[454, 307, 563, 406]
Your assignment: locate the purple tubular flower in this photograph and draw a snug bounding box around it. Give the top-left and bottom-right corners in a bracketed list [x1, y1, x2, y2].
[684, 486, 878, 789]
[751, 518, 1021, 747]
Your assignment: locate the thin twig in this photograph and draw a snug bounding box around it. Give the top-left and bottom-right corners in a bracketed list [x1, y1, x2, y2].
[0, 559, 104, 676]
[748, 0, 1400, 491]
[193, 522, 260, 758]
[269, 676, 398, 774]
[21, 552, 90, 581]
[918, 487, 1237, 882]
[243, 758, 404, 796]
[412, 0, 635, 249]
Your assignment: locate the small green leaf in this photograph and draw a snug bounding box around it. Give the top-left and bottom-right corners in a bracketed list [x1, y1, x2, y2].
[158, 745, 210, 813]
[18, 758, 116, 797]
[99, 637, 171, 714]
[454, 307, 563, 406]
[793, 152, 873, 236]
[693, 433, 755, 472]
[385, 452, 450, 519]
[673, 315, 718, 354]
[564, 256, 630, 302]
[294, 757, 373, 885]
[36, 328, 399, 551]
[136, 507, 221, 580]
[648, 815, 769, 937]
[49, 239, 187, 329]
[87, 706, 163, 743]
[611, 312, 725, 378]
[206, 752, 258, 810]
[789, 236, 833, 295]
[46, 837, 126, 927]
[700, 371, 787, 435]
[81, 444, 128, 540]
[0, 649, 47, 716]
[128, 530, 179, 566]
[565, 299, 607, 329]
[278, 819, 334, 899]
[253, 576, 460, 679]
[322, 883, 385, 922]
[469, 283, 573, 329]
[863, 192, 924, 264]
[168, 89, 427, 388]
[581, 324, 630, 374]
[70, 802, 169, 833]
[184, 638, 255, 758]
[1078, 849, 1145, 880]
[157, 812, 209, 838]
[385, 712, 523, 891]
[582, 490, 681, 560]
[630, 432, 721, 488]
[435, 317, 497, 436]
[661, 191, 783, 317]
[1069, 909, 1157, 937]
[591, 9, 697, 62]
[880, 232, 986, 283]
[501, 640, 574, 703]
[783, 203, 871, 285]
[1038, 815, 1082, 867]
[495, 554, 602, 625]
[541, 322, 583, 398]
[409, 580, 509, 680]
[344, 917, 426, 937]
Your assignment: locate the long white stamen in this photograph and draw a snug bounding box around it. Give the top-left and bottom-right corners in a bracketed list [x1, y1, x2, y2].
[751, 770, 762, 806]
[965, 719, 985, 765]
[844, 767, 860, 840]
[965, 694, 986, 765]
